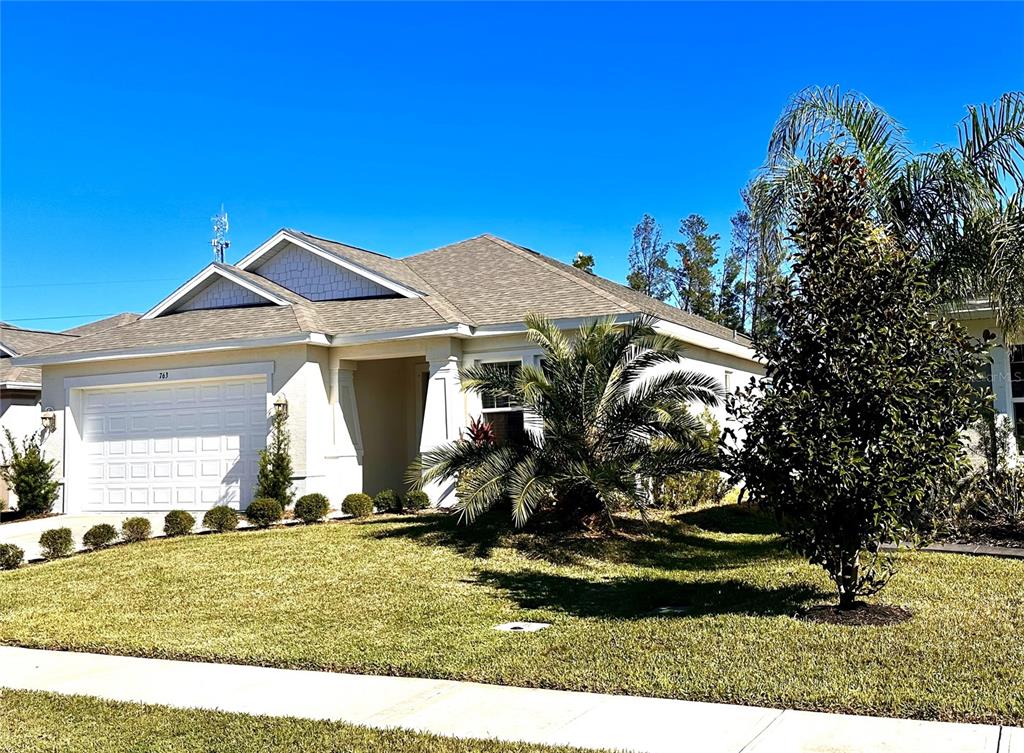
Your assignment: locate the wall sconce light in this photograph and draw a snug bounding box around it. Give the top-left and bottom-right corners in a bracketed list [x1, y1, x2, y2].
[273, 395, 289, 418]
[40, 409, 56, 432]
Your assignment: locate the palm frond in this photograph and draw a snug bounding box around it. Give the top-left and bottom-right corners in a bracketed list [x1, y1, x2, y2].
[957, 91, 1024, 195]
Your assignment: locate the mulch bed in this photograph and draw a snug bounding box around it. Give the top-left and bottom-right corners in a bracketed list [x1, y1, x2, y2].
[800, 602, 913, 626]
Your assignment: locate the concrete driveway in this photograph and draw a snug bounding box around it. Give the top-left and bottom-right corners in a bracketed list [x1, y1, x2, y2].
[0, 513, 166, 561]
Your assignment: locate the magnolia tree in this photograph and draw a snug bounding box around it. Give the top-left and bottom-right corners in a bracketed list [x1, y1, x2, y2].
[729, 156, 985, 609]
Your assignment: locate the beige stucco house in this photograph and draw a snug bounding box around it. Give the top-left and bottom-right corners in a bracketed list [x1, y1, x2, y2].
[13, 229, 762, 515]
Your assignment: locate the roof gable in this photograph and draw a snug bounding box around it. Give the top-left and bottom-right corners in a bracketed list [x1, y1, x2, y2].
[251, 241, 396, 301]
[142, 264, 293, 319]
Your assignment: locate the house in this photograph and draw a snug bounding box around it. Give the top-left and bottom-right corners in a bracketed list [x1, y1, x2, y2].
[1, 316, 139, 507]
[14, 229, 765, 515]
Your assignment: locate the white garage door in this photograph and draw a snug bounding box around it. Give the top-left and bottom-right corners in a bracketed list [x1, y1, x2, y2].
[81, 377, 267, 511]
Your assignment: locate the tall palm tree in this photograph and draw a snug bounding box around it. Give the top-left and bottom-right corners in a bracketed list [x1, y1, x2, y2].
[751, 87, 1024, 337]
[410, 314, 723, 529]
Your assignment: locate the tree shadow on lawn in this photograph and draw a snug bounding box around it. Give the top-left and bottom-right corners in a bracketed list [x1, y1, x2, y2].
[474, 568, 827, 620]
[372, 505, 785, 572]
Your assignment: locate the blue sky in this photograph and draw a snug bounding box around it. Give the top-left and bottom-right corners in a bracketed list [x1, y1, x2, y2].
[2, 2, 1021, 330]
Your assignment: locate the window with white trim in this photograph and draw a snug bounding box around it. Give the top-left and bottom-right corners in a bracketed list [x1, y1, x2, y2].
[479, 360, 525, 444]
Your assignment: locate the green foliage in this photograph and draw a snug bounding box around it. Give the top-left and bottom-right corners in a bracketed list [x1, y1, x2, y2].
[121, 517, 152, 543]
[374, 489, 402, 514]
[294, 493, 330, 524]
[246, 498, 283, 528]
[82, 524, 118, 550]
[572, 252, 595, 274]
[655, 411, 732, 509]
[342, 493, 373, 518]
[404, 490, 431, 511]
[255, 410, 294, 508]
[202, 505, 239, 533]
[674, 214, 720, 319]
[730, 156, 986, 608]
[626, 214, 672, 300]
[39, 528, 73, 560]
[412, 314, 722, 529]
[0, 429, 60, 517]
[0, 543, 24, 570]
[163, 511, 195, 538]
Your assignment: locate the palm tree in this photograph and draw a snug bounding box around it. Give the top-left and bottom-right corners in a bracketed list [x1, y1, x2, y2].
[751, 87, 1024, 337]
[409, 314, 723, 529]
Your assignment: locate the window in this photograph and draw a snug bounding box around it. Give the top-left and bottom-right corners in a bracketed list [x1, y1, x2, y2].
[1011, 345, 1024, 450]
[479, 360, 525, 444]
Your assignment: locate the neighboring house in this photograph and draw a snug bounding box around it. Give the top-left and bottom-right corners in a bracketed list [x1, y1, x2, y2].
[15, 229, 763, 515]
[1, 317, 139, 507]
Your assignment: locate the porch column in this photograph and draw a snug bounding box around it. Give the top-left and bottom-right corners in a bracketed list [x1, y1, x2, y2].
[326, 360, 363, 500]
[419, 343, 464, 506]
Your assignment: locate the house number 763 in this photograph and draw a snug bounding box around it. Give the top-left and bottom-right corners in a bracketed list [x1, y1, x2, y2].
[157, 372, 169, 379]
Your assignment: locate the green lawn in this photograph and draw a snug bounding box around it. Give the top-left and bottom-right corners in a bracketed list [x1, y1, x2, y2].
[0, 691, 595, 753]
[1, 504, 1021, 725]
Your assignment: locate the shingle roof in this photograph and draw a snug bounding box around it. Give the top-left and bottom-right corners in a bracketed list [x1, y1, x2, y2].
[1, 325, 79, 386]
[19, 230, 750, 361]
[63, 312, 140, 336]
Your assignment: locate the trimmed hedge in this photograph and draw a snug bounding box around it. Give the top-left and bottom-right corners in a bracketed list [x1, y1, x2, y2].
[39, 527, 73, 560]
[342, 493, 373, 518]
[203, 505, 239, 533]
[82, 523, 118, 550]
[246, 498, 283, 528]
[121, 517, 152, 543]
[163, 510, 195, 538]
[404, 490, 431, 511]
[0, 543, 24, 570]
[374, 489, 402, 514]
[295, 493, 329, 524]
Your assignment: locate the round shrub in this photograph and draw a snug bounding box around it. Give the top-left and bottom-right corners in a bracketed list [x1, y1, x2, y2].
[163, 510, 195, 538]
[202, 505, 239, 533]
[374, 488, 402, 513]
[121, 516, 152, 543]
[0, 543, 24, 570]
[294, 493, 330, 524]
[246, 497, 283, 528]
[82, 523, 118, 550]
[404, 490, 431, 511]
[39, 527, 73, 560]
[342, 493, 373, 518]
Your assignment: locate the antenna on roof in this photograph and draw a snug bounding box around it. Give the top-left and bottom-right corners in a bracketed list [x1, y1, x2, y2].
[210, 205, 230, 263]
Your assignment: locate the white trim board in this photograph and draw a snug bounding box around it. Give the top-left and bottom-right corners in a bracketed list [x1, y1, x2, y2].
[142, 264, 292, 320]
[63, 361, 275, 391]
[236, 230, 423, 299]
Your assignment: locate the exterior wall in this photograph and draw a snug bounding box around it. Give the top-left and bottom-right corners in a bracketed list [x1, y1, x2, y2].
[176, 276, 267, 311]
[0, 389, 42, 508]
[254, 243, 391, 301]
[959, 315, 1020, 457]
[37, 344, 317, 513]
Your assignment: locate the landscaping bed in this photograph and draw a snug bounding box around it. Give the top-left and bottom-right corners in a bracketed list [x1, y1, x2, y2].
[0, 503, 1021, 726]
[0, 690, 593, 753]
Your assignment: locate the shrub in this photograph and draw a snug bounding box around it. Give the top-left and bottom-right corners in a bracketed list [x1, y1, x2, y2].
[294, 493, 329, 524]
[729, 157, 985, 609]
[82, 523, 118, 550]
[655, 410, 730, 509]
[342, 493, 373, 518]
[121, 516, 152, 543]
[202, 505, 239, 533]
[255, 409, 294, 508]
[163, 510, 195, 537]
[39, 527, 73, 560]
[0, 429, 60, 517]
[246, 497, 283, 528]
[374, 489, 402, 513]
[0, 543, 24, 570]
[404, 490, 431, 511]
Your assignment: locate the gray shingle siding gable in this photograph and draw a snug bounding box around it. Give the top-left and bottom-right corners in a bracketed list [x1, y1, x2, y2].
[254, 243, 392, 301]
[176, 276, 268, 312]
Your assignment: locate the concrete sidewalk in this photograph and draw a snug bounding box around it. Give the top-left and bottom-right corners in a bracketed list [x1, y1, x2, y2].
[0, 646, 1017, 753]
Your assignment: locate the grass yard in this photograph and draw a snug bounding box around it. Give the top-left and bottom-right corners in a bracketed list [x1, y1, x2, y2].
[0, 690, 596, 753]
[1, 503, 1021, 726]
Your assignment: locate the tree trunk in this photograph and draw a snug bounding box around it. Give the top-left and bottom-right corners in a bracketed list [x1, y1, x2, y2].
[837, 550, 860, 610]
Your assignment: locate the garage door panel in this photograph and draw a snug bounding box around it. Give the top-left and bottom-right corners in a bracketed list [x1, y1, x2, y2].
[81, 377, 266, 512]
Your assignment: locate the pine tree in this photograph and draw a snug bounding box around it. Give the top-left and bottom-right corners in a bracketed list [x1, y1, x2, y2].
[673, 214, 719, 319]
[626, 214, 671, 301]
[572, 252, 595, 274]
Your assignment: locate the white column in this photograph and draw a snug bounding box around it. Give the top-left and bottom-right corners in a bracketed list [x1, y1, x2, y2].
[419, 343, 464, 506]
[324, 360, 363, 502]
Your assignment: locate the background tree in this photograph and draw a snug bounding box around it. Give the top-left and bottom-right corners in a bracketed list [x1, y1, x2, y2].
[572, 251, 595, 274]
[626, 214, 672, 301]
[717, 239, 744, 331]
[673, 214, 719, 318]
[752, 87, 1024, 338]
[729, 157, 985, 609]
[729, 207, 755, 332]
[412, 314, 722, 530]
